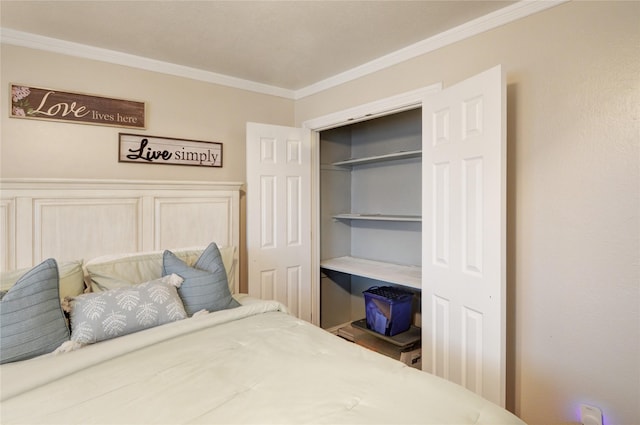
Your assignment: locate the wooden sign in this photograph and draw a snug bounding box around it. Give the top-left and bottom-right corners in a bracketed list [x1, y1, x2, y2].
[10, 84, 145, 128]
[119, 133, 223, 167]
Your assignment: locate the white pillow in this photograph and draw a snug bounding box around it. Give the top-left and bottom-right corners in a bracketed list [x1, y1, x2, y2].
[85, 246, 236, 293]
[1, 260, 85, 301]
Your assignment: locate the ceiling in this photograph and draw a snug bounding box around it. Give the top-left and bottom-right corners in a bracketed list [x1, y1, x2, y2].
[1, 1, 517, 93]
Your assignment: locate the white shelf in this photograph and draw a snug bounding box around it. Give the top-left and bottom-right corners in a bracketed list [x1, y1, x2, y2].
[320, 256, 421, 290]
[332, 213, 421, 222]
[332, 150, 421, 167]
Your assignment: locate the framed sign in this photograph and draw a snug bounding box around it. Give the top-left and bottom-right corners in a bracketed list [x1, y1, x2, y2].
[10, 84, 145, 128]
[119, 133, 223, 167]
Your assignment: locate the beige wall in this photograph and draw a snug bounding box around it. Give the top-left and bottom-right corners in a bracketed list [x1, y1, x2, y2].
[1, 1, 638, 424]
[297, 2, 639, 424]
[1, 45, 294, 182]
[1, 44, 295, 291]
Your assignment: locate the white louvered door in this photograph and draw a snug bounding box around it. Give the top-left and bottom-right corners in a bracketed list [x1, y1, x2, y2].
[246, 123, 312, 321]
[421, 65, 506, 406]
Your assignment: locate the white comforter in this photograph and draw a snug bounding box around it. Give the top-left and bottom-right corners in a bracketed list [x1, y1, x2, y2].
[0, 296, 525, 425]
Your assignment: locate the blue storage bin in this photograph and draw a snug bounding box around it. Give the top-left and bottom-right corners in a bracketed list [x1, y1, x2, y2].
[363, 286, 413, 336]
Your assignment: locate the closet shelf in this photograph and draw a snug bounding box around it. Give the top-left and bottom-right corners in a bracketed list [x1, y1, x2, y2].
[320, 256, 421, 290]
[332, 149, 421, 167]
[332, 213, 421, 222]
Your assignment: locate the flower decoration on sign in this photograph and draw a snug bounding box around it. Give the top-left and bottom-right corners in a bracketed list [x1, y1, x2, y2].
[12, 86, 33, 117]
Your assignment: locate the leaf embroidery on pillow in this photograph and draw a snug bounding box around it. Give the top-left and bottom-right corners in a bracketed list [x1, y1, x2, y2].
[82, 296, 107, 320]
[116, 290, 140, 311]
[136, 302, 159, 326]
[102, 311, 127, 337]
[148, 284, 172, 304]
[166, 300, 188, 321]
[72, 321, 95, 344]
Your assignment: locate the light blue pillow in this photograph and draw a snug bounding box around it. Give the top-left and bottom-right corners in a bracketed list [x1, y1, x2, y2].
[163, 242, 240, 316]
[70, 275, 187, 344]
[0, 259, 70, 364]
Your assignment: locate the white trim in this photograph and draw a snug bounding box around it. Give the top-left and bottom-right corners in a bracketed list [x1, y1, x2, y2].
[0, 0, 567, 100]
[302, 81, 441, 327]
[295, 0, 567, 99]
[302, 83, 441, 131]
[0, 28, 295, 100]
[0, 178, 244, 192]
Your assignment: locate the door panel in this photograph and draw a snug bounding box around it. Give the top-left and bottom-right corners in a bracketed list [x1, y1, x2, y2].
[422, 65, 506, 406]
[246, 123, 312, 321]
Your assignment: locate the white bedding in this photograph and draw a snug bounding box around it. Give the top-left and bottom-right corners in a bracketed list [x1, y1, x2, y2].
[0, 296, 525, 425]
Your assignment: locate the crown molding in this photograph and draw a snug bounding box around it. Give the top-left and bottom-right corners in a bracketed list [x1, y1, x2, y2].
[293, 0, 568, 99]
[0, 27, 296, 99]
[1, 0, 567, 101]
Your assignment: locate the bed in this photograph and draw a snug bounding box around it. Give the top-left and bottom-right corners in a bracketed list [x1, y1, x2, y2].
[0, 179, 525, 425]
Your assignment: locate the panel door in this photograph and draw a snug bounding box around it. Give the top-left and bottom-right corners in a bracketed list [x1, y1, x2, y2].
[421, 65, 506, 406]
[246, 123, 312, 321]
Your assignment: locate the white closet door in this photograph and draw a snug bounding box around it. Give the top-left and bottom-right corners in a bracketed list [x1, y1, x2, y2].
[246, 123, 312, 321]
[421, 65, 506, 406]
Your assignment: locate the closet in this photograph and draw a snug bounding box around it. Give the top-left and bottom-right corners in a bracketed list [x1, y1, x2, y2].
[318, 108, 422, 330]
[247, 64, 506, 406]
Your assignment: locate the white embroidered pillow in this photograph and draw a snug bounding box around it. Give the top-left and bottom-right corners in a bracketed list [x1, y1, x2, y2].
[69, 274, 187, 344]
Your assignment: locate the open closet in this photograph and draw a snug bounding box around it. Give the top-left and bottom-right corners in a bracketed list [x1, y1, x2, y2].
[247, 64, 506, 406]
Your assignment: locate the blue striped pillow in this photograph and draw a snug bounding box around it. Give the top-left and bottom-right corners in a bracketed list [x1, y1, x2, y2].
[162, 242, 240, 316]
[0, 259, 70, 364]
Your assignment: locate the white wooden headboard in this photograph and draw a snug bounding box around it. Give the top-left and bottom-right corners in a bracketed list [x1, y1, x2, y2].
[0, 178, 242, 292]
